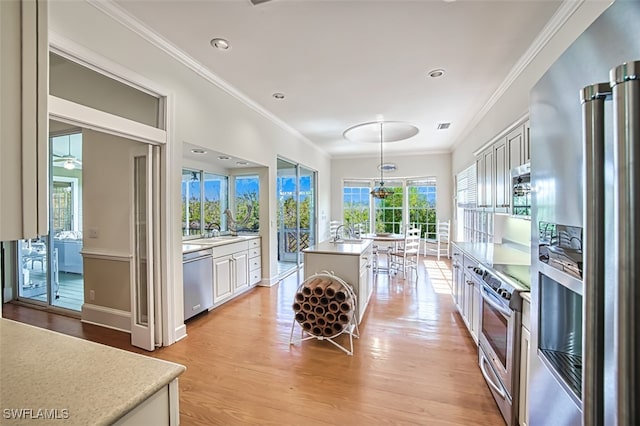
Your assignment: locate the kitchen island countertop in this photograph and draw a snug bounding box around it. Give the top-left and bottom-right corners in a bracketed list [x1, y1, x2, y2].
[0, 319, 185, 425]
[303, 239, 373, 256]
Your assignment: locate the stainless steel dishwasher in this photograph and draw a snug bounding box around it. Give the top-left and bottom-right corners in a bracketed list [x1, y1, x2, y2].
[183, 247, 213, 321]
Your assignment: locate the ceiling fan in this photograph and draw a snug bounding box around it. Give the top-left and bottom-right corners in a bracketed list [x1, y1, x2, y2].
[53, 138, 82, 170]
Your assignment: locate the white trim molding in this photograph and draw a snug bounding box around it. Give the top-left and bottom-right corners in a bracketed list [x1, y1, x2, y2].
[80, 248, 132, 262]
[81, 303, 131, 333]
[86, 0, 326, 157]
[174, 324, 187, 343]
[452, 0, 586, 152]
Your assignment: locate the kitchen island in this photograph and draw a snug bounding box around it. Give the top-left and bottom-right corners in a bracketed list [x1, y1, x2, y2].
[303, 239, 373, 324]
[0, 319, 185, 425]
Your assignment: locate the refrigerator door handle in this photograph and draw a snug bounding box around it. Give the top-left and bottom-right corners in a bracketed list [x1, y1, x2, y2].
[580, 82, 610, 426]
[611, 61, 640, 426]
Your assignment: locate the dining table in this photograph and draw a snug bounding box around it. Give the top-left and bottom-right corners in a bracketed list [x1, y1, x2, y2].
[361, 233, 406, 273]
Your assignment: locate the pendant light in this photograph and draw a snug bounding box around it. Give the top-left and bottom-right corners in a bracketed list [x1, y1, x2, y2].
[371, 122, 393, 199]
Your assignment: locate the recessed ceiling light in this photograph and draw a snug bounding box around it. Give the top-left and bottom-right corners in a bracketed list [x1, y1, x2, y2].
[191, 148, 207, 154]
[272, 93, 285, 100]
[428, 69, 445, 78]
[210, 38, 230, 50]
[218, 155, 231, 160]
[236, 161, 249, 166]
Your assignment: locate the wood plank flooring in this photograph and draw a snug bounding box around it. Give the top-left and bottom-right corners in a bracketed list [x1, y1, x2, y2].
[2, 256, 504, 426]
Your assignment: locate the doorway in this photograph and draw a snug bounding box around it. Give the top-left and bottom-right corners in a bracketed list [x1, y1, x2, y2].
[276, 158, 317, 277]
[16, 129, 84, 312]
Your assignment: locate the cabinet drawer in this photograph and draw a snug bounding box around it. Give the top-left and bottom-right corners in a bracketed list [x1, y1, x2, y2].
[250, 268, 261, 285]
[249, 238, 260, 248]
[249, 257, 261, 271]
[249, 247, 260, 258]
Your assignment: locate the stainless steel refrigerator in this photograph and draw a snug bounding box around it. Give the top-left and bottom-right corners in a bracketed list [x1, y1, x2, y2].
[529, 1, 640, 425]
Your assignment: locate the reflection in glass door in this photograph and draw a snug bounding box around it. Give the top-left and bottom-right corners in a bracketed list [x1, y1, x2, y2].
[17, 130, 84, 311]
[276, 158, 316, 277]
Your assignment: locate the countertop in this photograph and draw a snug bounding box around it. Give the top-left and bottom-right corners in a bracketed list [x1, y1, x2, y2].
[452, 241, 531, 289]
[303, 239, 373, 256]
[183, 234, 260, 253]
[0, 319, 185, 425]
[451, 241, 530, 266]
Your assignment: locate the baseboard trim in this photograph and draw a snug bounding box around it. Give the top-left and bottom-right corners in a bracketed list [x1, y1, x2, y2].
[174, 324, 187, 343]
[81, 303, 131, 333]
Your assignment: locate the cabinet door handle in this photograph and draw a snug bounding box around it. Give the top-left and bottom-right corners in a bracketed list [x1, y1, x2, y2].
[453, 265, 459, 269]
[466, 280, 474, 286]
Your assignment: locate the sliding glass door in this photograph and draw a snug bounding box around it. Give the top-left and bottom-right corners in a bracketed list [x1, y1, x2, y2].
[276, 158, 316, 276]
[17, 129, 84, 311]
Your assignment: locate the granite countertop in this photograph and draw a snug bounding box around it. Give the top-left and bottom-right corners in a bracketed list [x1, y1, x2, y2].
[183, 234, 260, 253]
[303, 239, 373, 256]
[0, 319, 185, 425]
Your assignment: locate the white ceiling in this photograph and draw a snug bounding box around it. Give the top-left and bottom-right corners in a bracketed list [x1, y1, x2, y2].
[114, 0, 563, 158]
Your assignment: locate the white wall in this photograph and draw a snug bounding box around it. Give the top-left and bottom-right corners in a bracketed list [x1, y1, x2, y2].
[49, 1, 332, 291]
[451, 1, 612, 175]
[331, 152, 452, 239]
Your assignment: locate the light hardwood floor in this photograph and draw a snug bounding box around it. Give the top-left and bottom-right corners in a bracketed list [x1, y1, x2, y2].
[2, 256, 504, 426]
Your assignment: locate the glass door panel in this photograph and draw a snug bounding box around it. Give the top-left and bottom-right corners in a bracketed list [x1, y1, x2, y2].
[17, 237, 50, 304]
[298, 167, 316, 264]
[277, 159, 298, 269]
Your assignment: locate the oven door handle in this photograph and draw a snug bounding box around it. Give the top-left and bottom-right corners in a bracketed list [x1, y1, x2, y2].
[481, 285, 512, 317]
[480, 351, 507, 400]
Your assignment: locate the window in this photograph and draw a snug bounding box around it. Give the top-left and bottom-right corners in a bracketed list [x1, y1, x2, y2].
[374, 180, 404, 234]
[235, 175, 260, 232]
[407, 178, 437, 240]
[343, 181, 371, 233]
[182, 168, 228, 237]
[342, 177, 438, 237]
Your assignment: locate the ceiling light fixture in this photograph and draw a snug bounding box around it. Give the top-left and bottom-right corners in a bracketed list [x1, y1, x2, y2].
[210, 38, 230, 50]
[218, 155, 231, 160]
[428, 69, 445, 78]
[272, 93, 285, 100]
[191, 148, 207, 154]
[371, 122, 393, 199]
[63, 159, 76, 170]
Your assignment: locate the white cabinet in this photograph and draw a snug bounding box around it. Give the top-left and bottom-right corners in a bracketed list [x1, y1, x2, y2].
[213, 255, 233, 304]
[494, 138, 508, 209]
[451, 246, 463, 306]
[451, 246, 482, 344]
[0, 0, 48, 241]
[519, 296, 531, 426]
[211, 237, 260, 307]
[476, 148, 493, 208]
[248, 238, 262, 285]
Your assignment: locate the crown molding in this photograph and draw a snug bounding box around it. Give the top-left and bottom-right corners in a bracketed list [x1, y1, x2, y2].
[86, 0, 327, 157]
[451, 0, 585, 152]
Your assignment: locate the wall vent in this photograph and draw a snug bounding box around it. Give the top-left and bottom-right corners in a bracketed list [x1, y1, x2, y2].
[437, 122, 451, 130]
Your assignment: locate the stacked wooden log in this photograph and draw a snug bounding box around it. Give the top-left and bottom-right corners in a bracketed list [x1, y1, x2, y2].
[292, 276, 355, 337]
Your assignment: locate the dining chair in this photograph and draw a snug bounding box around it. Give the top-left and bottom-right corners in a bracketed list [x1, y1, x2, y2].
[389, 226, 421, 278]
[436, 220, 451, 260]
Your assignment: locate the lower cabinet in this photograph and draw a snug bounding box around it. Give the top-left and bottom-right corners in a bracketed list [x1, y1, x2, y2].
[211, 237, 261, 307]
[519, 297, 531, 426]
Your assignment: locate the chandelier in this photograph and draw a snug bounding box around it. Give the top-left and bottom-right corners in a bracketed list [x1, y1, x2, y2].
[371, 122, 393, 199]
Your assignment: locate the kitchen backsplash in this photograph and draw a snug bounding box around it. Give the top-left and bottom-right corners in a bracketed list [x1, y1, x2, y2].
[493, 213, 531, 248]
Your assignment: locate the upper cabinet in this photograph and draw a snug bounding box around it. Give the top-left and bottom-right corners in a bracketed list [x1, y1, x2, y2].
[0, 0, 48, 241]
[475, 119, 530, 212]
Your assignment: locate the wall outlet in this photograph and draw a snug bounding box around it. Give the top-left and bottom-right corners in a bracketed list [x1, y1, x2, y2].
[89, 289, 95, 301]
[88, 228, 99, 238]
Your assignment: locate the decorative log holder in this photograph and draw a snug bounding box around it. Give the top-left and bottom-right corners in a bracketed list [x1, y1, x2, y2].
[289, 271, 359, 355]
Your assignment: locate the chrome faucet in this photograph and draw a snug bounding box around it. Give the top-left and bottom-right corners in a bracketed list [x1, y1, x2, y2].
[333, 224, 354, 242]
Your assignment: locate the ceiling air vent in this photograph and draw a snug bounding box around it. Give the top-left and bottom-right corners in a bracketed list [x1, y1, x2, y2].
[437, 122, 451, 130]
[249, 0, 271, 5]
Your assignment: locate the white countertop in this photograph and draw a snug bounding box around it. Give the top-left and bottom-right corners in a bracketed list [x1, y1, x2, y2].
[452, 241, 530, 266]
[0, 319, 185, 425]
[303, 239, 373, 256]
[183, 234, 260, 253]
